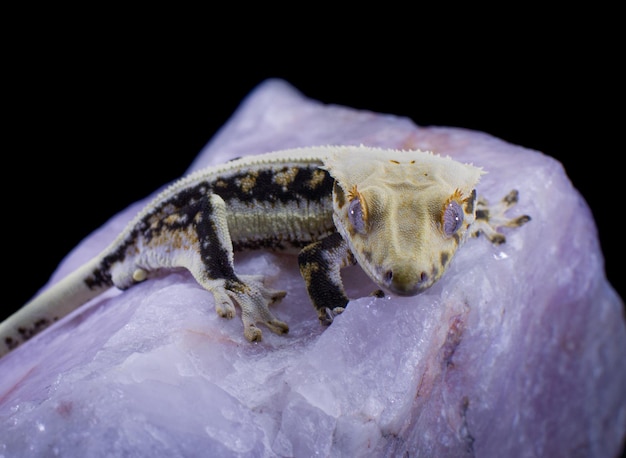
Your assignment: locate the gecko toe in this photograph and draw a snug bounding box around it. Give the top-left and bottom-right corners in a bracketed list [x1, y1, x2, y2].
[244, 324, 263, 342]
[319, 306, 345, 326]
[216, 303, 236, 319]
[269, 290, 287, 304]
[266, 319, 289, 335]
[211, 288, 237, 319]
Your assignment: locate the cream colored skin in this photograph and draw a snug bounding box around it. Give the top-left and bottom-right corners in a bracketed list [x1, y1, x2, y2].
[0, 146, 529, 358]
[325, 149, 482, 296]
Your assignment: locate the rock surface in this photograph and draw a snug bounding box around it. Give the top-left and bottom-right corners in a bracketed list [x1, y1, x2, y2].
[1, 79, 624, 457]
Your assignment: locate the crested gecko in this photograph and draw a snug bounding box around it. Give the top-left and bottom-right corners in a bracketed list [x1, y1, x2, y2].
[0, 145, 530, 357]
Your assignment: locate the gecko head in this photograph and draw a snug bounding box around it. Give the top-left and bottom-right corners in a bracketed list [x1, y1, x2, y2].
[323, 147, 483, 296]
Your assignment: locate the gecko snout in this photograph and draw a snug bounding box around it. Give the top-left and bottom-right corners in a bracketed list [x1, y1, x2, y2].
[382, 268, 429, 296]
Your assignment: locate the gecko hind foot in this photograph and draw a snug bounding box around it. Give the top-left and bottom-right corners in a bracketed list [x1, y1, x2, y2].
[210, 276, 288, 341]
[239, 290, 289, 342]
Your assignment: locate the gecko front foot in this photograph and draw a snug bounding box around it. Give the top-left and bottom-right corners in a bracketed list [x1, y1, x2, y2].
[473, 189, 531, 244]
[319, 306, 345, 326]
[209, 276, 288, 341]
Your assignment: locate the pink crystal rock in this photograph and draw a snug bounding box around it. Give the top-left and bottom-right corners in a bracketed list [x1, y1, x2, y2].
[1, 79, 624, 457]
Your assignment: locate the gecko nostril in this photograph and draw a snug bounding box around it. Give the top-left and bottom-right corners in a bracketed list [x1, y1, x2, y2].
[384, 270, 393, 285]
[419, 272, 428, 284]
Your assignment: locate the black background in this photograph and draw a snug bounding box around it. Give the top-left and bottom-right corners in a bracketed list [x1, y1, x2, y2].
[4, 21, 623, 323]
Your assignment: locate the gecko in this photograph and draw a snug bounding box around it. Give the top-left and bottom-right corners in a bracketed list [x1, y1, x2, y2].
[0, 145, 530, 358]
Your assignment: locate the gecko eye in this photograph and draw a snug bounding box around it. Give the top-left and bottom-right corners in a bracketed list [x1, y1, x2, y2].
[348, 195, 367, 234]
[443, 201, 464, 237]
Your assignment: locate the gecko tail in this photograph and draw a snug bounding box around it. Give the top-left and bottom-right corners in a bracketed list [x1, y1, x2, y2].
[0, 257, 110, 358]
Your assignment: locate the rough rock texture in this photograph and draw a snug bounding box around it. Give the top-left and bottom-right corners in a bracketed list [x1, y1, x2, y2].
[1, 79, 624, 457]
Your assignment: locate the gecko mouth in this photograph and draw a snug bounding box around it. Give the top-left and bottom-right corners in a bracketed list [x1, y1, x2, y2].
[382, 269, 431, 296]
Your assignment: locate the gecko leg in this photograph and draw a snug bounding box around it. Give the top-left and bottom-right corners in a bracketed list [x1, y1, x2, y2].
[188, 194, 288, 341]
[108, 192, 289, 342]
[298, 232, 356, 325]
[473, 190, 531, 244]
